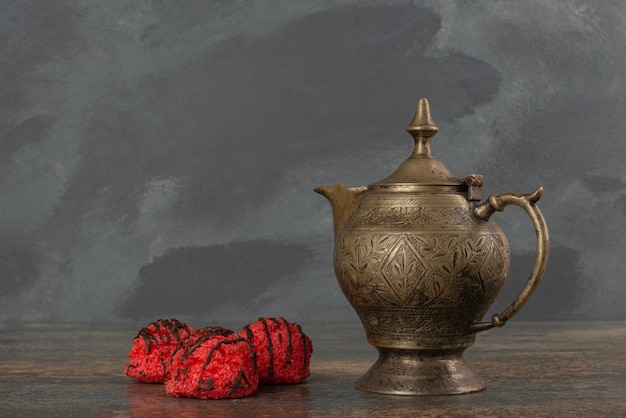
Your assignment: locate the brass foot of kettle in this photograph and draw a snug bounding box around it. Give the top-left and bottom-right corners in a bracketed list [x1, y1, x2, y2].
[355, 348, 486, 396]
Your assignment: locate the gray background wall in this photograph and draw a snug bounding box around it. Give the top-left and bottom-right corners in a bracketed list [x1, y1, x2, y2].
[1, 0, 625, 324]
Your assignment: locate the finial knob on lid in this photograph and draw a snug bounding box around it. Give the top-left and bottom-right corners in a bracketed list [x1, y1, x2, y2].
[407, 98, 439, 136]
[372, 98, 461, 186]
[406, 98, 439, 157]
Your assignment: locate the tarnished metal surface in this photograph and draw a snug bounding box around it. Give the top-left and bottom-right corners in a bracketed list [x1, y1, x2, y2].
[315, 99, 549, 395]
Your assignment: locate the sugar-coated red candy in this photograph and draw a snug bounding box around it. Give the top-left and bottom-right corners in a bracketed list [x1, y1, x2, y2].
[240, 317, 313, 384]
[169, 326, 235, 366]
[166, 326, 259, 399]
[125, 318, 195, 383]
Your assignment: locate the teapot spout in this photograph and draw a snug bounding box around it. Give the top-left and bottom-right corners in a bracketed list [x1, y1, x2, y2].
[314, 184, 367, 239]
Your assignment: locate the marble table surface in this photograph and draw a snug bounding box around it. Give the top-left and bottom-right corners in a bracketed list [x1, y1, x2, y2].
[1, 321, 625, 417]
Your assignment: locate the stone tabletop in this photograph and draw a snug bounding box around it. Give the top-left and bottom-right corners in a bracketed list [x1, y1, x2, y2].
[1, 321, 625, 417]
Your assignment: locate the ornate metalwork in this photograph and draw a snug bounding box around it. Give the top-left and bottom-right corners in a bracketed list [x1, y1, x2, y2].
[315, 98, 549, 395]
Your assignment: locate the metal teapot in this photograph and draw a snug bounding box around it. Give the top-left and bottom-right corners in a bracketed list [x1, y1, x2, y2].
[315, 98, 549, 395]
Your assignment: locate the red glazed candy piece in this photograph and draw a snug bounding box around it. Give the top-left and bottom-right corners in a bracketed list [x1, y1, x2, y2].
[166, 327, 259, 399]
[125, 318, 195, 383]
[240, 317, 313, 384]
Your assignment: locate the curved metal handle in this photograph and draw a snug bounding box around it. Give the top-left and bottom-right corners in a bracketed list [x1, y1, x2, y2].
[470, 187, 550, 333]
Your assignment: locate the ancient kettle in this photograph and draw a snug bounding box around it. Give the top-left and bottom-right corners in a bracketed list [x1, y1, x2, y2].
[315, 98, 549, 395]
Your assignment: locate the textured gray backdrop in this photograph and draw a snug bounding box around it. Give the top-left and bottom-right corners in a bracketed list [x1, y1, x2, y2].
[1, 1, 625, 324]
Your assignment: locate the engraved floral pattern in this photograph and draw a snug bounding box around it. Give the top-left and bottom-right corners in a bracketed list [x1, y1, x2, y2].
[336, 232, 507, 309]
[333, 198, 511, 347]
[378, 237, 428, 305]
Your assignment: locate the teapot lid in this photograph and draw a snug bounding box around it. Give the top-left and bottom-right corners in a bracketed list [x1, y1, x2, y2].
[370, 98, 482, 199]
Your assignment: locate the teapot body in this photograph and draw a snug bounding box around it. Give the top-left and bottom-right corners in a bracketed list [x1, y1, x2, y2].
[334, 190, 510, 350]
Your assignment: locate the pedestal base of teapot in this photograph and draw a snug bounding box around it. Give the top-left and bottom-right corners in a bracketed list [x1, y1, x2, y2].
[355, 347, 486, 396]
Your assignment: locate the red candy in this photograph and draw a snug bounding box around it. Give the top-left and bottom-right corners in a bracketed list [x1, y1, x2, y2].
[125, 316, 313, 400]
[166, 327, 259, 399]
[125, 318, 195, 383]
[240, 317, 313, 384]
